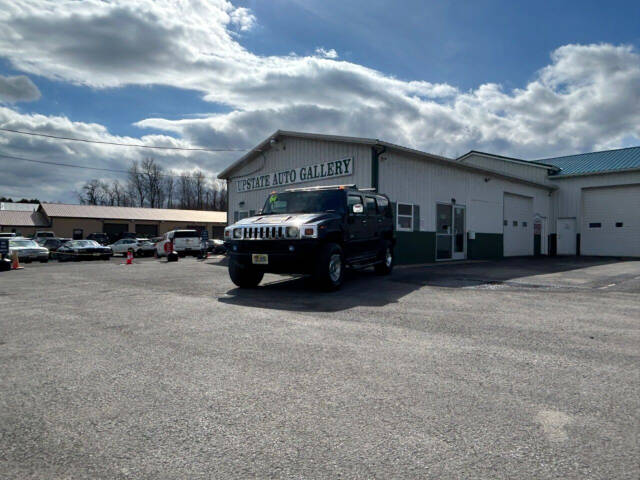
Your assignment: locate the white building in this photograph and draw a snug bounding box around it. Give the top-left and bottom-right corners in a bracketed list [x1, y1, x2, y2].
[219, 131, 639, 263]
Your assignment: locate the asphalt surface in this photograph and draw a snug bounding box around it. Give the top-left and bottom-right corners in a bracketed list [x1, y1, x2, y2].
[1, 255, 639, 479]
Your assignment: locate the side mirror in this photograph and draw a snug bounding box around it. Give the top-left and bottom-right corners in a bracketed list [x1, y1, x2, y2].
[352, 204, 364, 214]
[257, 209, 263, 215]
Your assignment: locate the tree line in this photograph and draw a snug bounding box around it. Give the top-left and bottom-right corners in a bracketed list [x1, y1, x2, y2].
[77, 158, 227, 211]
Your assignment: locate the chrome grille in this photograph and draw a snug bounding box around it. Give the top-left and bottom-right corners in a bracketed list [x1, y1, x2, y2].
[242, 225, 286, 240]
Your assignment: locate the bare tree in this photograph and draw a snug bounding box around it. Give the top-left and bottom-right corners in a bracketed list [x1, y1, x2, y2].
[164, 175, 175, 208]
[141, 158, 163, 208]
[78, 179, 108, 205]
[127, 160, 145, 207]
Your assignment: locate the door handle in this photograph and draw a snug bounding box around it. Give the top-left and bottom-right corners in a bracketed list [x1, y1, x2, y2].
[362, 220, 367, 224]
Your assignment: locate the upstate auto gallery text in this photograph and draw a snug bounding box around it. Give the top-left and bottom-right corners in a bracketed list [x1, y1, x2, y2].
[236, 158, 354, 193]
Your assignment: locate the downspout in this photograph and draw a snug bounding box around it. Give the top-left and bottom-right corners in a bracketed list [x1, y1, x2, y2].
[371, 144, 386, 191]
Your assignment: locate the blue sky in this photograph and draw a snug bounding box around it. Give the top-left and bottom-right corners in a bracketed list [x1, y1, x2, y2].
[0, 0, 639, 201]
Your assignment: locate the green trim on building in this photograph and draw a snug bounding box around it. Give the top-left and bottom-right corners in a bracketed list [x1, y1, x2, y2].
[467, 233, 503, 260]
[394, 231, 436, 264]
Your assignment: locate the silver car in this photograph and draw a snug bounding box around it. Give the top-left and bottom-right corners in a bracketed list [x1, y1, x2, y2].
[9, 238, 49, 263]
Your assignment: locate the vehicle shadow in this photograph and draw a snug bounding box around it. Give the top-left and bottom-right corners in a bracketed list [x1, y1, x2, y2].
[218, 269, 420, 313]
[217, 257, 637, 313]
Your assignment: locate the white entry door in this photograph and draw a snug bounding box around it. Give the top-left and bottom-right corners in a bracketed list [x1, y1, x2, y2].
[557, 218, 576, 255]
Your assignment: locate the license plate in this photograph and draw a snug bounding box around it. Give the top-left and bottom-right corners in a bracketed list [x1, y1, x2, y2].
[252, 254, 268, 265]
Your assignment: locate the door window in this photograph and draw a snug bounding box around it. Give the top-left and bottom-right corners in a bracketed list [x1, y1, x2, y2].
[365, 197, 377, 216]
[376, 197, 391, 218]
[436, 203, 451, 234]
[348, 195, 364, 215]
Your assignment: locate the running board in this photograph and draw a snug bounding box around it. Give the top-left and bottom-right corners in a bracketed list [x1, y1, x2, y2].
[347, 259, 382, 270]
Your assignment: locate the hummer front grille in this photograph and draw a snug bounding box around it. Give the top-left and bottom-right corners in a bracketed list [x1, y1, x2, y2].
[243, 226, 285, 240]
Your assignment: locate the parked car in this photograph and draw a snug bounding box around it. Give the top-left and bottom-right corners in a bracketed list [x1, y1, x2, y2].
[208, 238, 227, 255]
[40, 238, 72, 258]
[33, 231, 55, 242]
[224, 185, 395, 290]
[8, 237, 49, 263]
[56, 240, 112, 261]
[0, 232, 17, 238]
[109, 238, 155, 257]
[156, 230, 201, 257]
[86, 232, 111, 245]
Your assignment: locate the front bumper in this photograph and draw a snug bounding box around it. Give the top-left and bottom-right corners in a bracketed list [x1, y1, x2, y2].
[226, 239, 321, 274]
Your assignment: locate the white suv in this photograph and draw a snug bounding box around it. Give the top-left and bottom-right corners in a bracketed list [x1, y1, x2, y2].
[156, 230, 201, 257]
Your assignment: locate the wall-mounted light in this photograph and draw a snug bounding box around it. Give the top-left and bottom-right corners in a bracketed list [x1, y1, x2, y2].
[451, 198, 456, 204]
[484, 177, 491, 182]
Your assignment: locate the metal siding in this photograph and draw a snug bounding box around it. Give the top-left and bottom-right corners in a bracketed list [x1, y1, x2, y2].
[549, 171, 640, 233]
[460, 154, 552, 185]
[227, 136, 372, 220]
[379, 151, 550, 235]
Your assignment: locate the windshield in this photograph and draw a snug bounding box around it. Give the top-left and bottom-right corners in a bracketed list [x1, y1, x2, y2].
[262, 191, 345, 215]
[173, 231, 198, 238]
[10, 240, 38, 248]
[69, 240, 100, 247]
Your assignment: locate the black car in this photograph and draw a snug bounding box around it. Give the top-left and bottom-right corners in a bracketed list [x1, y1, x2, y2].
[224, 185, 395, 290]
[40, 237, 72, 259]
[86, 232, 111, 245]
[57, 240, 113, 261]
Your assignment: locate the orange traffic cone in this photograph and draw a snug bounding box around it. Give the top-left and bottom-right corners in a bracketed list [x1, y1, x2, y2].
[125, 250, 133, 265]
[11, 251, 23, 270]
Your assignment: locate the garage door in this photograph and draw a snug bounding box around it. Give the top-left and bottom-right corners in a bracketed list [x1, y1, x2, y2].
[103, 223, 129, 242]
[581, 185, 640, 257]
[503, 193, 533, 256]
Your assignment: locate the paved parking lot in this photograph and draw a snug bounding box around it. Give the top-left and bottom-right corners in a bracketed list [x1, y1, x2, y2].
[1, 256, 639, 479]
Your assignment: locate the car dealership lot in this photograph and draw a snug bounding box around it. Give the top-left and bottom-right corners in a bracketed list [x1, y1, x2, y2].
[1, 257, 639, 479]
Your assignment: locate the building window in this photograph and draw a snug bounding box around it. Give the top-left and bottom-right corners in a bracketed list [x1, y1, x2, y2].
[238, 211, 249, 220]
[615, 222, 623, 228]
[589, 222, 601, 228]
[513, 220, 518, 227]
[397, 203, 413, 231]
[522, 221, 527, 227]
[503, 219, 508, 226]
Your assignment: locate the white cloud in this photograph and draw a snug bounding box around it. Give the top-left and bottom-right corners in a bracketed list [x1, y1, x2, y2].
[315, 47, 338, 59]
[0, 1, 639, 201]
[0, 74, 41, 103]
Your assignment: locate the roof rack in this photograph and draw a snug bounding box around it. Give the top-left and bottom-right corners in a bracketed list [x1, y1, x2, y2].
[285, 184, 358, 192]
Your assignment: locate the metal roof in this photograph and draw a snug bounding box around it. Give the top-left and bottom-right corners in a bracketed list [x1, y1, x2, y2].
[39, 203, 226, 223]
[535, 146, 640, 177]
[0, 210, 49, 227]
[457, 151, 559, 170]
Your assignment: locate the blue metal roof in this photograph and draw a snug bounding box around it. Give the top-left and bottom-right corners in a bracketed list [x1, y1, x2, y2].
[535, 146, 640, 176]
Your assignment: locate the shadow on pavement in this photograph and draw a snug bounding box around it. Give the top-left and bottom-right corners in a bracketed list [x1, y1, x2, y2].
[217, 256, 638, 312]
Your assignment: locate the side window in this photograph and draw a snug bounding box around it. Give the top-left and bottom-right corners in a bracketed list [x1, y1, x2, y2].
[348, 194, 364, 215]
[397, 203, 414, 231]
[365, 196, 377, 216]
[376, 197, 391, 218]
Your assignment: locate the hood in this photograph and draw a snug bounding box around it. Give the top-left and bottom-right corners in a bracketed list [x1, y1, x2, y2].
[233, 212, 339, 226]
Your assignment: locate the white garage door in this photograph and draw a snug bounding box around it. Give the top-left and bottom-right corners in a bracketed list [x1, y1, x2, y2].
[581, 185, 640, 257]
[503, 193, 534, 256]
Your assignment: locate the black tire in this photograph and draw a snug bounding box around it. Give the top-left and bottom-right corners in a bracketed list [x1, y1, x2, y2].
[39, 258, 48, 263]
[374, 241, 394, 275]
[229, 257, 264, 288]
[314, 243, 344, 291]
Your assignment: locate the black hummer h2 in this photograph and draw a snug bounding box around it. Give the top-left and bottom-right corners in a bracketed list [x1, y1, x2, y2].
[224, 185, 395, 290]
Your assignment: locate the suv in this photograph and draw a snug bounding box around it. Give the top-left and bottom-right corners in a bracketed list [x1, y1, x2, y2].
[86, 232, 110, 245]
[33, 231, 55, 242]
[156, 229, 201, 257]
[224, 185, 395, 290]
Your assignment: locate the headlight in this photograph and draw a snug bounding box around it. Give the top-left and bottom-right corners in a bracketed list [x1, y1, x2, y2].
[301, 226, 317, 238]
[285, 226, 299, 238]
[232, 228, 243, 239]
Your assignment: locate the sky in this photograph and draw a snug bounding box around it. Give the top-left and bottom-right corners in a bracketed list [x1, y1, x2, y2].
[0, 0, 639, 203]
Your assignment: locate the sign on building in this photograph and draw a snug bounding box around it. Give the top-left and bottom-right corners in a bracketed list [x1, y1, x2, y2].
[236, 158, 354, 193]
